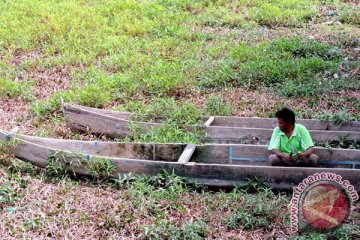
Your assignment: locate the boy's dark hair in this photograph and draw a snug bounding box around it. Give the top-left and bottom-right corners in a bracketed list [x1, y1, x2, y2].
[275, 107, 295, 124]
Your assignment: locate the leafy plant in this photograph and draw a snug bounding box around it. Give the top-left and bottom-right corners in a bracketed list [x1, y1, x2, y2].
[315, 108, 357, 124]
[0, 77, 34, 100]
[316, 137, 360, 150]
[205, 95, 233, 116]
[246, 0, 318, 27]
[143, 219, 208, 240]
[129, 122, 201, 144]
[46, 151, 86, 177]
[0, 172, 27, 209]
[125, 98, 203, 126]
[88, 156, 116, 180]
[241, 176, 270, 193]
[0, 139, 19, 166]
[339, 4, 360, 25]
[225, 208, 256, 230]
[112, 172, 137, 189]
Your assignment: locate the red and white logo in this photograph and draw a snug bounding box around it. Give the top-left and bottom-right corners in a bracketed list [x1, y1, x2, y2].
[289, 172, 358, 233]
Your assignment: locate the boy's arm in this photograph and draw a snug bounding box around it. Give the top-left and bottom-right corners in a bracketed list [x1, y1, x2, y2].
[272, 149, 293, 162]
[297, 147, 314, 160]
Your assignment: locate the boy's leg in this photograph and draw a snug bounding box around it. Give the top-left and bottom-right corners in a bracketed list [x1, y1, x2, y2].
[296, 154, 319, 167]
[308, 154, 319, 167]
[268, 154, 283, 166]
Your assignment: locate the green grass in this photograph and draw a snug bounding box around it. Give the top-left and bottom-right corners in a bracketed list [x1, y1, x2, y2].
[1, 1, 360, 238]
[0, 0, 356, 119]
[339, 4, 360, 25]
[0, 172, 27, 210]
[200, 36, 359, 101]
[0, 77, 34, 100]
[246, 0, 318, 27]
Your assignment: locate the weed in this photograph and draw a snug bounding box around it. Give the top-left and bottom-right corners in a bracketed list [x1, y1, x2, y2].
[46, 151, 86, 177]
[197, 37, 352, 100]
[88, 156, 116, 180]
[241, 176, 270, 193]
[339, 4, 360, 25]
[130, 122, 201, 144]
[124, 98, 203, 126]
[143, 219, 208, 240]
[198, 59, 237, 90]
[0, 139, 19, 166]
[246, 0, 318, 27]
[22, 216, 44, 231]
[30, 92, 74, 117]
[205, 95, 233, 116]
[0, 172, 27, 209]
[292, 224, 359, 240]
[182, 220, 208, 240]
[0, 77, 34, 100]
[316, 136, 360, 150]
[315, 108, 357, 124]
[112, 172, 137, 189]
[225, 208, 256, 230]
[8, 158, 34, 174]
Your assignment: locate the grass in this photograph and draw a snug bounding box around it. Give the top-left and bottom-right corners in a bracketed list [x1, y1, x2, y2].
[88, 156, 116, 180]
[339, 4, 360, 25]
[0, 171, 27, 210]
[0, 0, 356, 118]
[0, 77, 34, 100]
[0, 0, 359, 238]
[46, 150, 86, 177]
[315, 108, 359, 123]
[1, 155, 359, 238]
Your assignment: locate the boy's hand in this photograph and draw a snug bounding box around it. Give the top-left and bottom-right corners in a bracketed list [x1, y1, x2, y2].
[297, 152, 306, 161]
[283, 154, 295, 163]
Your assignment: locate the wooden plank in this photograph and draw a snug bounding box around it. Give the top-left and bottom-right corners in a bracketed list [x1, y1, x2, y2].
[17, 134, 360, 165]
[64, 103, 360, 132]
[8, 134, 360, 192]
[177, 144, 196, 164]
[204, 116, 215, 127]
[0, 130, 9, 141]
[185, 165, 360, 192]
[63, 103, 360, 142]
[191, 144, 360, 168]
[205, 126, 360, 142]
[63, 103, 132, 120]
[63, 104, 160, 138]
[210, 116, 360, 131]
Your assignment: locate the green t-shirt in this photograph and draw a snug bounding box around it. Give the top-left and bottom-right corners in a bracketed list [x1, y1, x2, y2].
[268, 123, 314, 155]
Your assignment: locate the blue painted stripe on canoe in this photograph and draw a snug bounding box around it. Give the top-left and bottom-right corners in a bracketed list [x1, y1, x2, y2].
[228, 146, 359, 168]
[231, 156, 267, 161]
[318, 160, 356, 169]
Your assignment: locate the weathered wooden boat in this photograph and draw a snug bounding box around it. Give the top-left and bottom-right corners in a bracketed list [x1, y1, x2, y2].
[63, 103, 360, 143]
[1, 130, 359, 191]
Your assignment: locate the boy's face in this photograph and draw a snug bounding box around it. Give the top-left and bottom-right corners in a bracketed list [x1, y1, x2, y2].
[278, 118, 291, 133]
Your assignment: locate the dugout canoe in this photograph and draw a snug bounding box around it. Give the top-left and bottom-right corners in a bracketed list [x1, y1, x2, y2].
[1, 130, 359, 192]
[62, 103, 360, 143]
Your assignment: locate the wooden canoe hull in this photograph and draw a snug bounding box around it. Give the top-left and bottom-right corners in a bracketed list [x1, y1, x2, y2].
[1, 130, 360, 192]
[64, 103, 360, 131]
[63, 103, 360, 142]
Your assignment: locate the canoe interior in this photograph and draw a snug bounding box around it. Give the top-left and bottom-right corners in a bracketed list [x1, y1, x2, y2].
[64, 103, 360, 132]
[20, 135, 187, 162]
[209, 116, 360, 132]
[18, 135, 360, 169]
[2, 130, 360, 192]
[63, 103, 360, 144]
